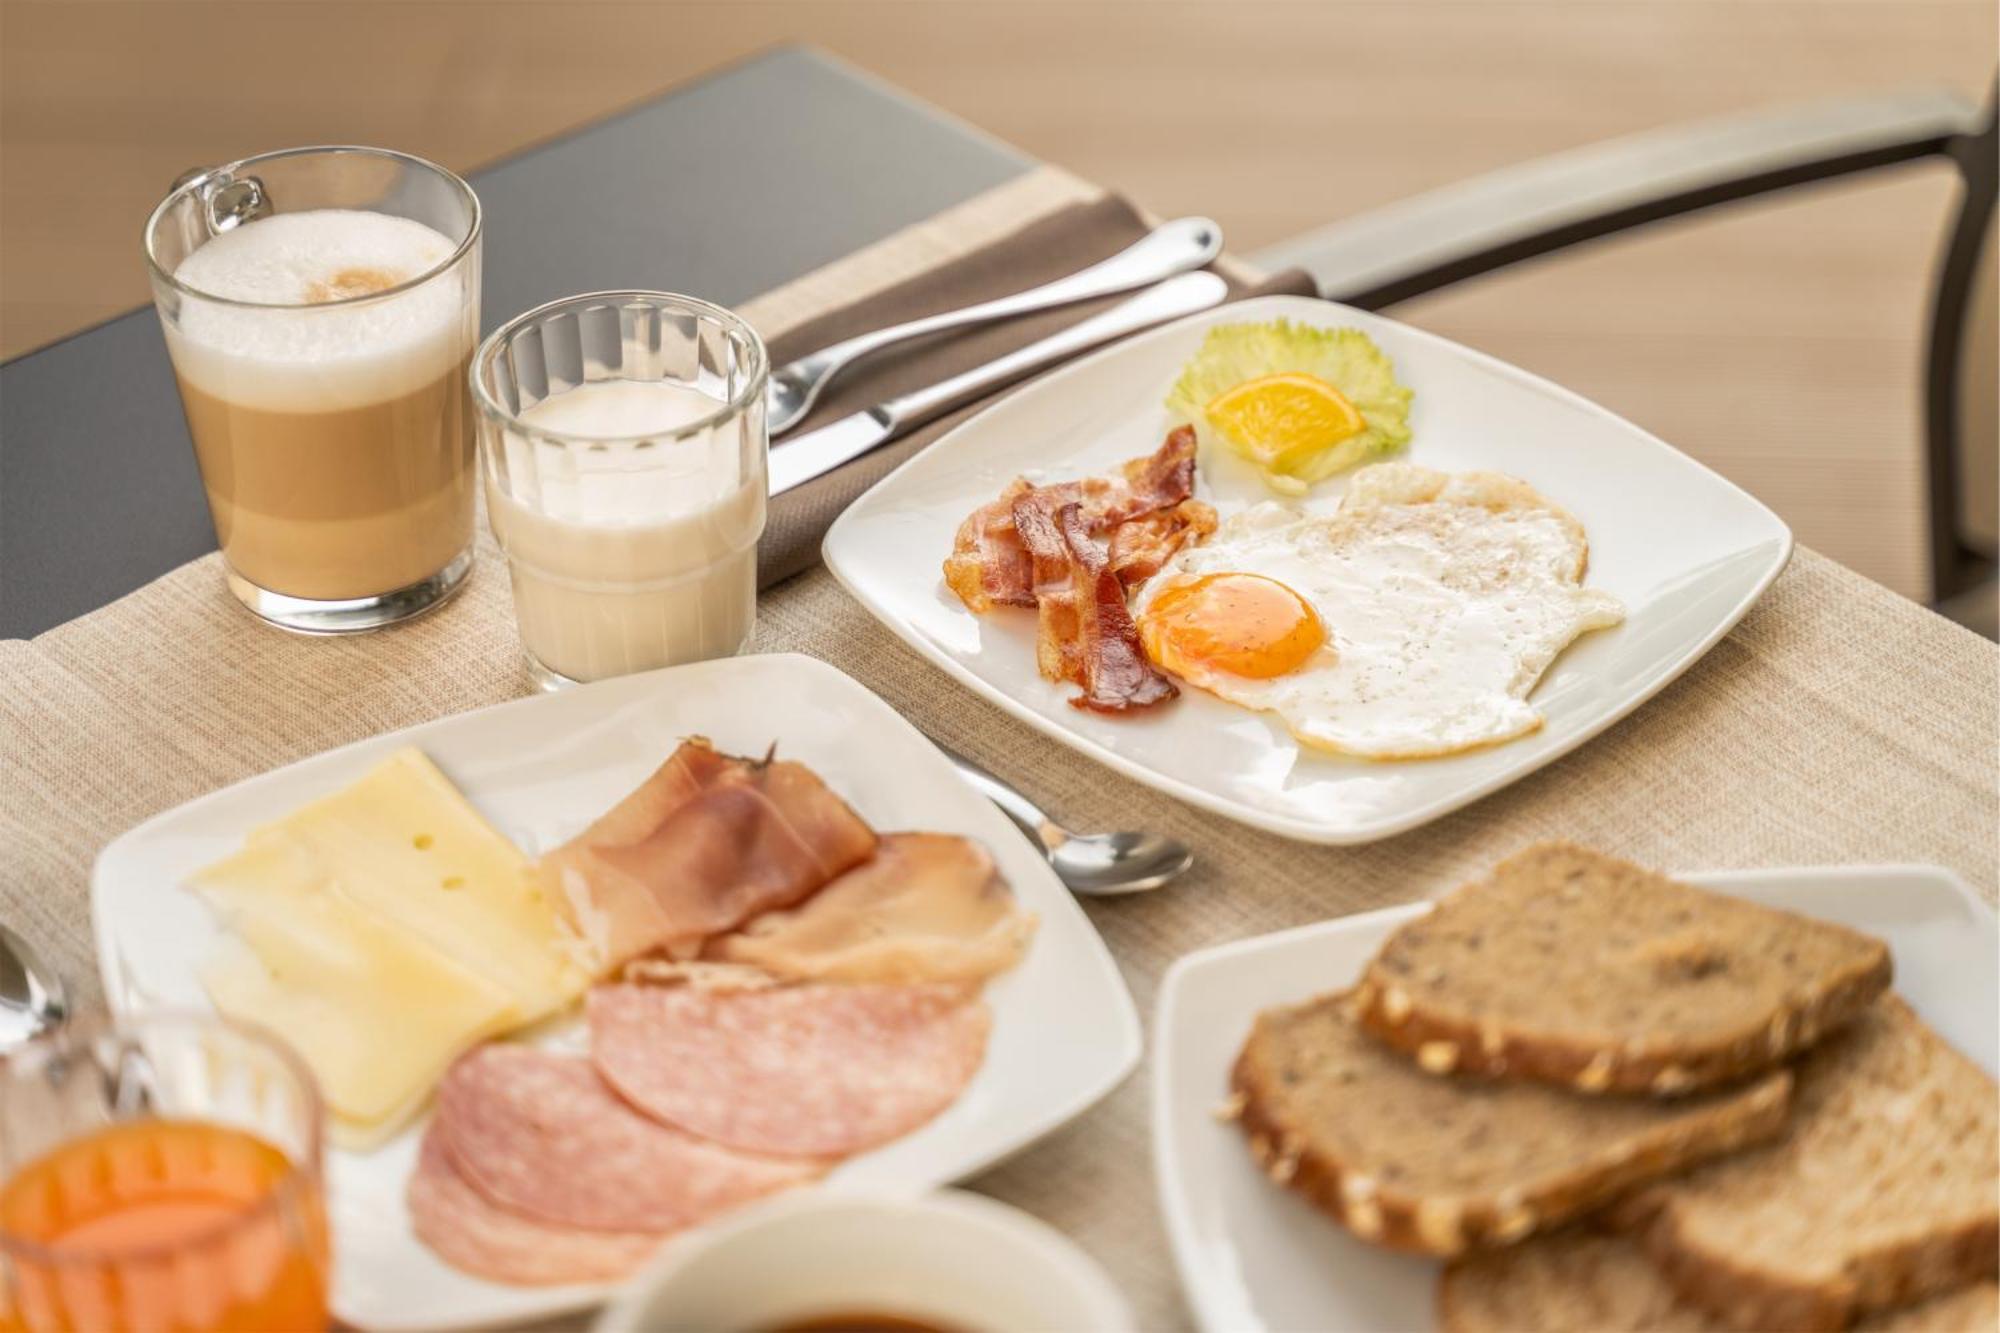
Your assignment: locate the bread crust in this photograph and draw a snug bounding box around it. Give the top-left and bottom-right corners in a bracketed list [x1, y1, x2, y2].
[1355, 951, 1890, 1097]
[1437, 1229, 2000, 1333]
[1615, 998, 2000, 1331]
[1228, 1007, 1793, 1258]
[1355, 841, 1893, 1097]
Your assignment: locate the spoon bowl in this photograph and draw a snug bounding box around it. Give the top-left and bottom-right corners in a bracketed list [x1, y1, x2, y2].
[943, 745, 1192, 897]
[1048, 829, 1195, 897]
[0, 922, 69, 1051]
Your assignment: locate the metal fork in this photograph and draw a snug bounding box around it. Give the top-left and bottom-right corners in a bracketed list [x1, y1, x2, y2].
[766, 216, 1221, 436]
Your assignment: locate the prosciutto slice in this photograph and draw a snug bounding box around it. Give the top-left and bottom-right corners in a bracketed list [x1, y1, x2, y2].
[589, 982, 990, 1157]
[406, 1127, 665, 1285]
[711, 832, 1036, 985]
[434, 1044, 819, 1233]
[541, 739, 877, 969]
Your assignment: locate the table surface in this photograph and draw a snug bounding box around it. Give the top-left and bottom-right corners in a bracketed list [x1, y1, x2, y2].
[3, 43, 1994, 1333]
[0, 46, 1028, 640]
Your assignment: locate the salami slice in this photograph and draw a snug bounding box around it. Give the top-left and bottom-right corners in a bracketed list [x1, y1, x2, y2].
[407, 1126, 664, 1285]
[434, 1044, 819, 1232]
[588, 982, 991, 1157]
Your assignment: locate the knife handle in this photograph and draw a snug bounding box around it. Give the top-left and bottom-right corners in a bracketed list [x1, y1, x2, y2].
[880, 270, 1230, 432]
[786, 218, 1223, 389]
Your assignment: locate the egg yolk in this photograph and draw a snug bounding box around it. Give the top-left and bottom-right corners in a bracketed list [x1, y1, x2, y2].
[1139, 573, 1326, 680]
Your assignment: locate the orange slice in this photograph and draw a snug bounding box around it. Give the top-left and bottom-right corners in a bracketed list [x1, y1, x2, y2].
[1204, 372, 1364, 468]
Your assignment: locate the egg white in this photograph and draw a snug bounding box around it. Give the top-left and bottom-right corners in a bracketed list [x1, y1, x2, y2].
[1133, 463, 1626, 759]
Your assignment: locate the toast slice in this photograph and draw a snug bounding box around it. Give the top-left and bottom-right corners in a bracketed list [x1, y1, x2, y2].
[1356, 842, 1891, 1096]
[1620, 997, 1998, 1331]
[1440, 1229, 1999, 1333]
[1227, 990, 1792, 1256]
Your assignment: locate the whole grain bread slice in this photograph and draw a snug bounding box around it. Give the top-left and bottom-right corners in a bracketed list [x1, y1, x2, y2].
[1439, 1229, 2000, 1333]
[1618, 997, 1998, 1332]
[1356, 842, 1892, 1096]
[1227, 990, 1792, 1257]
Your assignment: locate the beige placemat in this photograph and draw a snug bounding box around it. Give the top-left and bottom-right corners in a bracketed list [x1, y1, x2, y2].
[4, 161, 1997, 1331]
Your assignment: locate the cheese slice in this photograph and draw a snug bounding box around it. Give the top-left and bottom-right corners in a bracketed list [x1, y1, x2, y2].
[190, 747, 592, 1148]
[240, 748, 590, 1018]
[195, 835, 518, 1149]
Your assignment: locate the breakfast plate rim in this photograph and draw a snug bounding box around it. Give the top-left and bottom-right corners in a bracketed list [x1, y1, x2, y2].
[821, 292, 1794, 845]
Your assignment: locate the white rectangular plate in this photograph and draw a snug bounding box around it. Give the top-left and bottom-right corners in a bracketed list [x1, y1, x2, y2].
[92, 653, 1142, 1332]
[1151, 865, 1998, 1332]
[822, 294, 1793, 843]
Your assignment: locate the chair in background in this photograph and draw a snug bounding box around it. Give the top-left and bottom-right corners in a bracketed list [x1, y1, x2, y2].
[1258, 86, 1998, 635]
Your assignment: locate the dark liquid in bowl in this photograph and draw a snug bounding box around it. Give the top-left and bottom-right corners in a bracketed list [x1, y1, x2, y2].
[765, 1314, 965, 1333]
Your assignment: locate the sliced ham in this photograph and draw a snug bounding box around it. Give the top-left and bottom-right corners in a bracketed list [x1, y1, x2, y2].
[540, 739, 877, 969]
[406, 1126, 664, 1285]
[712, 833, 1037, 985]
[589, 982, 991, 1157]
[434, 1044, 820, 1232]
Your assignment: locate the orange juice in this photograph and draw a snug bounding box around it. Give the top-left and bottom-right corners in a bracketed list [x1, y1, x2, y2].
[0, 1120, 328, 1333]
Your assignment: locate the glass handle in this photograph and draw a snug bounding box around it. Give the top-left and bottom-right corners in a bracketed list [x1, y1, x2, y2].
[173, 167, 271, 236]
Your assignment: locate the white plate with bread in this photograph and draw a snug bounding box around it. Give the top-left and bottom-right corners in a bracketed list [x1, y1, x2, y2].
[1151, 847, 1998, 1332]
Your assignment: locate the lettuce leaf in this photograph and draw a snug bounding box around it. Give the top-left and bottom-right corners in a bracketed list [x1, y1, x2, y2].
[1165, 320, 1413, 493]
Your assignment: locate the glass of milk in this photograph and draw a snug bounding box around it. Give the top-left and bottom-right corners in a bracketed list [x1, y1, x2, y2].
[471, 292, 768, 689]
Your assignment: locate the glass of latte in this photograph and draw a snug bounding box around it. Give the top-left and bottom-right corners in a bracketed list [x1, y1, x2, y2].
[472, 292, 768, 689]
[144, 146, 481, 632]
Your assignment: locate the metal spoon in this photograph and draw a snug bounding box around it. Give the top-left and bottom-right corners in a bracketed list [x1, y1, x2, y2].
[945, 748, 1193, 897]
[766, 216, 1223, 436]
[0, 923, 69, 1051]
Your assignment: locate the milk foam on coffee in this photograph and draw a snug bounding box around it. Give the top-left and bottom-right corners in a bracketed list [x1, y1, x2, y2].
[169, 210, 467, 412]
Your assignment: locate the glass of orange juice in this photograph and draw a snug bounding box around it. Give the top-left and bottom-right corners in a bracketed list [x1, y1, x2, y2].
[0, 1013, 329, 1333]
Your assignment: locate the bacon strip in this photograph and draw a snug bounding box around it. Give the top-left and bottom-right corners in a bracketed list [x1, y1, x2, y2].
[540, 739, 878, 969]
[1058, 503, 1179, 712]
[943, 428, 1209, 712]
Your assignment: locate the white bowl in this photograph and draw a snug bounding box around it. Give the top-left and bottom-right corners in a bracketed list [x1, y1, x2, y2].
[594, 1188, 1133, 1332]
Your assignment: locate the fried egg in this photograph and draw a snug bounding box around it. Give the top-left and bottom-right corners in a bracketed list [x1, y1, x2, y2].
[1133, 462, 1626, 758]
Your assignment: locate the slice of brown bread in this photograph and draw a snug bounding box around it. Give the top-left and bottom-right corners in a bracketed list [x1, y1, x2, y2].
[1440, 1229, 2000, 1333]
[1356, 842, 1892, 1096]
[1227, 990, 1792, 1257]
[1619, 997, 1999, 1332]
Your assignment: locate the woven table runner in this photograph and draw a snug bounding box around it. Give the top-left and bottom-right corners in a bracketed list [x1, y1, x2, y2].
[3, 163, 1996, 1331]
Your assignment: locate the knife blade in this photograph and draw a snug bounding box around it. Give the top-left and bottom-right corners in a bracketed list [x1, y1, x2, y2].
[766, 270, 1230, 497]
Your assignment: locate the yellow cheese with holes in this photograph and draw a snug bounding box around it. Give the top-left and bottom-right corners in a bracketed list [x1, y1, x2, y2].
[238, 747, 590, 1016]
[196, 835, 519, 1148]
[190, 747, 590, 1148]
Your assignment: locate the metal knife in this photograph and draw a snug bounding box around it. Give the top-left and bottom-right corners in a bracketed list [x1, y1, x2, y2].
[766, 270, 1230, 496]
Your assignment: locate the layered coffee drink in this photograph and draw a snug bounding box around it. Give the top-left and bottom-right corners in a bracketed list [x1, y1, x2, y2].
[161, 209, 478, 604]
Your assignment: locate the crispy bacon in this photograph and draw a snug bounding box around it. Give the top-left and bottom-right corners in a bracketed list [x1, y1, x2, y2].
[942, 427, 1210, 712]
[1057, 503, 1179, 712]
[1109, 498, 1217, 589]
[943, 479, 1037, 611]
[540, 739, 878, 969]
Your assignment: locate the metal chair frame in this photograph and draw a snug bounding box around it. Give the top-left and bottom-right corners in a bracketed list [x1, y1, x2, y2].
[1257, 85, 1998, 607]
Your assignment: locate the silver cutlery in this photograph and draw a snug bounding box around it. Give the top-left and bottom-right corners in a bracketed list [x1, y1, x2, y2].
[767, 217, 1222, 437]
[945, 747, 1193, 897]
[0, 923, 68, 1052]
[768, 270, 1228, 496]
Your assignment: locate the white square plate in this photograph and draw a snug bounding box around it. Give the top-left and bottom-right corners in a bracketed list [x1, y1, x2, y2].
[1151, 865, 1998, 1332]
[823, 294, 1793, 844]
[92, 653, 1142, 1332]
